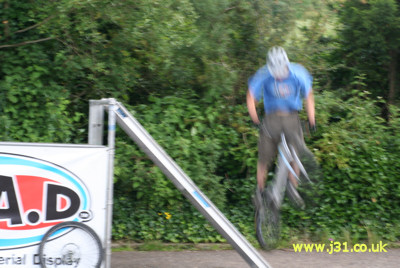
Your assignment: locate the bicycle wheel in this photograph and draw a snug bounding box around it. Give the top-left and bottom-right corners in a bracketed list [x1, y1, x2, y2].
[39, 221, 104, 268]
[255, 189, 280, 250]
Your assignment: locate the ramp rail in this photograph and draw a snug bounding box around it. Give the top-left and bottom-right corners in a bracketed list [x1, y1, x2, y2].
[89, 98, 271, 268]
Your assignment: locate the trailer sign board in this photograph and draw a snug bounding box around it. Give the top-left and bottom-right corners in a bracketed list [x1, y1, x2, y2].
[0, 143, 109, 267]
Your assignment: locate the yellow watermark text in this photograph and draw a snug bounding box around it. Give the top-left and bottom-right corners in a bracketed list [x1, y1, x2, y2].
[293, 241, 387, 254]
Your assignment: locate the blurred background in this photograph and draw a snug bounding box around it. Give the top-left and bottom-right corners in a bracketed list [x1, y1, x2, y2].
[1, 0, 399, 247]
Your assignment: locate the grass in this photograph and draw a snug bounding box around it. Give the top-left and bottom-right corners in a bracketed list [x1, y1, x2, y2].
[112, 240, 233, 252]
[112, 238, 400, 253]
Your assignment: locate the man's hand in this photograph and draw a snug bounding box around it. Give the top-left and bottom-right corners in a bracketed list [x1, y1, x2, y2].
[309, 121, 317, 133]
[308, 115, 316, 133]
[252, 117, 260, 125]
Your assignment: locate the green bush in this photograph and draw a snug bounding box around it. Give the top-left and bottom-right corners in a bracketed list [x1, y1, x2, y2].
[112, 91, 240, 242]
[282, 90, 400, 242]
[112, 89, 400, 245]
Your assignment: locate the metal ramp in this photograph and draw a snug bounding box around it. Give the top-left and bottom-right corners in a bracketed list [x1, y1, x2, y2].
[89, 98, 271, 268]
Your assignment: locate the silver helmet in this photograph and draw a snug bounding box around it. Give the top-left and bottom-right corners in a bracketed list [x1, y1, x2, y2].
[266, 46, 290, 79]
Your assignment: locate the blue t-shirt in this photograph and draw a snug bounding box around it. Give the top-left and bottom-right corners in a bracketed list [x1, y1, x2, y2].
[248, 63, 312, 114]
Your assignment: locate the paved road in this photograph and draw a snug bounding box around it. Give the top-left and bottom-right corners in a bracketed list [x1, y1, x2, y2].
[111, 248, 400, 268]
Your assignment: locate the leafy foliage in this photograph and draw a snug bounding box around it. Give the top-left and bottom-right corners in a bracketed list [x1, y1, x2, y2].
[112, 92, 248, 242]
[1, 0, 400, 245]
[282, 90, 400, 242]
[334, 0, 400, 103]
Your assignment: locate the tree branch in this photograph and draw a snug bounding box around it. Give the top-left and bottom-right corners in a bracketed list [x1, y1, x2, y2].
[224, 6, 237, 13]
[3, 1, 10, 40]
[13, 15, 56, 35]
[0, 37, 54, 49]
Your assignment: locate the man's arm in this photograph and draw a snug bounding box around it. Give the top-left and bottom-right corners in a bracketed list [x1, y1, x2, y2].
[305, 89, 315, 127]
[247, 90, 260, 125]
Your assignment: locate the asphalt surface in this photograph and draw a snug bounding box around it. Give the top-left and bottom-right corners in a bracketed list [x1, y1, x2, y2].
[111, 248, 400, 268]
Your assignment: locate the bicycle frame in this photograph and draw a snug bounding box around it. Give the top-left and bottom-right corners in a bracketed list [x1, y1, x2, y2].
[255, 127, 316, 250]
[269, 133, 312, 209]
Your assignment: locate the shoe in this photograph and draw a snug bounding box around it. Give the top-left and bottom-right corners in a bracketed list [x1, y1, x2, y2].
[286, 182, 305, 209]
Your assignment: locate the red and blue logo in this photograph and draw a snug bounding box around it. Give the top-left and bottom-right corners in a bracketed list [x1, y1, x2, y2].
[0, 153, 91, 249]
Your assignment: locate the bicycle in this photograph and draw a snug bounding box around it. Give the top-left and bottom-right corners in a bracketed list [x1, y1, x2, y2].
[38, 221, 104, 268]
[254, 122, 320, 250]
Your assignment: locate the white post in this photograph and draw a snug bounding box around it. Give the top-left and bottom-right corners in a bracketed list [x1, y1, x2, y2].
[88, 100, 106, 145]
[104, 98, 116, 268]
